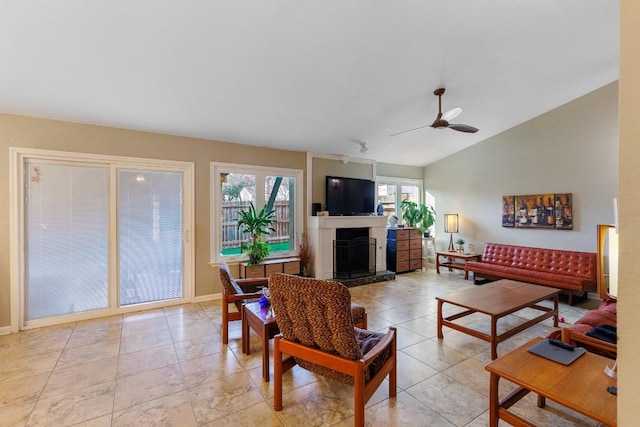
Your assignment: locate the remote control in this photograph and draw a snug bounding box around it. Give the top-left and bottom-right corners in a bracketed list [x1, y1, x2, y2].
[548, 338, 575, 351]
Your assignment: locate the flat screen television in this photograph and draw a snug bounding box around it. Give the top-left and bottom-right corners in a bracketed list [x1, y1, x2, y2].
[325, 176, 375, 216]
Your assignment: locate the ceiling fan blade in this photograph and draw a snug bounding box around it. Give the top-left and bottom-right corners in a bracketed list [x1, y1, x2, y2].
[449, 124, 479, 133]
[441, 106, 463, 122]
[390, 124, 431, 137]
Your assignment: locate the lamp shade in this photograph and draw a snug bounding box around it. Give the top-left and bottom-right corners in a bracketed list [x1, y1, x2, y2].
[444, 214, 459, 233]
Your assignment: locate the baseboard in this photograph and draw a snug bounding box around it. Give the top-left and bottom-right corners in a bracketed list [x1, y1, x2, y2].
[193, 293, 221, 303]
[0, 326, 12, 336]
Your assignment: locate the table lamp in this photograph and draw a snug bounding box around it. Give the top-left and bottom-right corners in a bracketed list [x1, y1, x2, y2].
[444, 214, 458, 252]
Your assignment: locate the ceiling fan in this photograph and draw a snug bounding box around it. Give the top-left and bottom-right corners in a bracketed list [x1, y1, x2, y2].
[391, 88, 479, 136]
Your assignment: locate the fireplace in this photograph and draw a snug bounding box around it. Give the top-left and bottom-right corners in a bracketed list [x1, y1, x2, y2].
[333, 228, 376, 279]
[307, 215, 387, 280]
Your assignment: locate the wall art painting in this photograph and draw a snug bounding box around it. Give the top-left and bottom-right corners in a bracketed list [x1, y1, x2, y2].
[554, 193, 573, 230]
[501, 195, 515, 227]
[514, 194, 556, 229]
[504, 193, 573, 230]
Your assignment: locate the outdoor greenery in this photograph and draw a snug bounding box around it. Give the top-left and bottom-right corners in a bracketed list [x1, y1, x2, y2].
[237, 202, 276, 264]
[400, 199, 436, 234]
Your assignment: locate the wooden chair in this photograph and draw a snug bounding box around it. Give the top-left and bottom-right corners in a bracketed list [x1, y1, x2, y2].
[561, 327, 617, 359]
[269, 273, 396, 427]
[218, 261, 266, 344]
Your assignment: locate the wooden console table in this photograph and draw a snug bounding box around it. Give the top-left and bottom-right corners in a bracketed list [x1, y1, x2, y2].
[436, 251, 481, 280]
[485, 336, 617, 426]
[239, 257, 300, 278]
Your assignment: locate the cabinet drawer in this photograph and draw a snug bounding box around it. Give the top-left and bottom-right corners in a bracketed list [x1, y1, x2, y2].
[410, 239, 422, 250]
[283, 261, 300, 275]
[396, 250, 410, 261]
[265, 263, 283, 276]
[409, 228, 422, 239]
[396, 240, 410, 251]
[410, 259, 423, 270]
[410, 249, 422, 259]
[396, 261, 410, 272]
[396, 229, 410, 240]
[242, 264, 265, 278]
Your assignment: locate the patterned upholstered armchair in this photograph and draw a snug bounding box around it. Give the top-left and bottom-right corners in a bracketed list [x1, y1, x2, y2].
[218, 261, 266, 344]
[269, 273, 397, 427]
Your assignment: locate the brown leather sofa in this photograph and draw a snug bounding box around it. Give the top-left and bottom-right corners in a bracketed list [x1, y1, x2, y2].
[465, 242, 597, 305]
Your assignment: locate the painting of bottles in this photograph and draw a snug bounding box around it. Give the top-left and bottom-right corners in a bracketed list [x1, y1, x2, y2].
[507, 193, 572, 230]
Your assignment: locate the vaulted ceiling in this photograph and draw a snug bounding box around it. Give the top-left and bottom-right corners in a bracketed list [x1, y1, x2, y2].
[0, 1, 619, 166]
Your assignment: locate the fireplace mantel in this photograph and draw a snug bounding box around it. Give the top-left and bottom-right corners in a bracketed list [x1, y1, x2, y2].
[307, 216, 387, 279]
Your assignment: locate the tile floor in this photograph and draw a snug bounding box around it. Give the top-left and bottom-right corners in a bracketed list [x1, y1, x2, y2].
[0, 269, 604, 426]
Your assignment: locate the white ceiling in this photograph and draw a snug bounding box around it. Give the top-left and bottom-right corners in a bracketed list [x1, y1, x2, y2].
[0, 1, 619, 167]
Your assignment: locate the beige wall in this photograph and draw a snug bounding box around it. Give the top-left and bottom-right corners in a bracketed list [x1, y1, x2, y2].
[424, 82, 619, 253]
[310, 157, 374, 210]
[0, 113, 306, 327]
[619, 0, 639, 421]
[376, 162, 424, 180]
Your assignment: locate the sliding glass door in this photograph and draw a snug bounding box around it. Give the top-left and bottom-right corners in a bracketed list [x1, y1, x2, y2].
[17, 150, 193, 328]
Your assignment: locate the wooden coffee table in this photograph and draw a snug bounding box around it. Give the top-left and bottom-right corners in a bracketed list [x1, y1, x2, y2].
[436, 251, 481, 280]
[436, 280, 559, 359]
[242, 301, 280, 382]
[485, 336, 617, 426]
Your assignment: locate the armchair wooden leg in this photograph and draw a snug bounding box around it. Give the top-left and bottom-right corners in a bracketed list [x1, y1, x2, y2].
[390, 331, 397, 397]
[274, 336, 283, 411]
[222, 305, 229, 345]
[354, 370, 365, 427]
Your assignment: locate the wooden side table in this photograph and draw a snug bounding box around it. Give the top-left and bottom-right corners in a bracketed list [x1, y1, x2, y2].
[436, 251, 481, 279]
[485, 336, 617, 426]
[242, 302, 280, 382]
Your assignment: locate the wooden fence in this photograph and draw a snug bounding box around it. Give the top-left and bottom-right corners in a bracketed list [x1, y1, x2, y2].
[221, 201, 292, 249]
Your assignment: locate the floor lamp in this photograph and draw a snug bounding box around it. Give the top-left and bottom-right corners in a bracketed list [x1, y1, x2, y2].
[604, 224, 618, 379]
[444, 214, 458, 252]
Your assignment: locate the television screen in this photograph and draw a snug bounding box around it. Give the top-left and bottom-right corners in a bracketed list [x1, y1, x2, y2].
[326, 176, 375, 215]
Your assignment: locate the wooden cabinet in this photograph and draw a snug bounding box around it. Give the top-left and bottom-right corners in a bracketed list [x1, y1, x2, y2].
[239, 257, 301, 278]
[386, 227, 423, 273]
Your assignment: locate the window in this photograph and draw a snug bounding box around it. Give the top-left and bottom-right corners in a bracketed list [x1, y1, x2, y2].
[212, 163, 303, 263]
[376, 176, 424, 224]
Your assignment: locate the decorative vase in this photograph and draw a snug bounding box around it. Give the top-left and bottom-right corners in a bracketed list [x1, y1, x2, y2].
[259, 288, 270, 308]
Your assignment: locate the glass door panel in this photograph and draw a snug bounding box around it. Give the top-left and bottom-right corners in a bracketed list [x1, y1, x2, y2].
[118, 170, 183, 306]
[25, 162, 109, 320]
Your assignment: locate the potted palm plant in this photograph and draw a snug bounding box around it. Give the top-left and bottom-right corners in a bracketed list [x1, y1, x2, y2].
[400, 199, 436, 236]
[236, 202, 276, 265]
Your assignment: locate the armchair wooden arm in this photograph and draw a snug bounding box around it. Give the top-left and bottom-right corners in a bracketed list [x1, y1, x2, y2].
[235, 277, 269, 292]
[218, 261, 270, 344]
[274, 327, 397, 427]
[561, 327, 617, 359]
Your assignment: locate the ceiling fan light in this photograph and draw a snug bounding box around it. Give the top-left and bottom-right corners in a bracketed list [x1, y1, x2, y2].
[442, 106, 463, 122]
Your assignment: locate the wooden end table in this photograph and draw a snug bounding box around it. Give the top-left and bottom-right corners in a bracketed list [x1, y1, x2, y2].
[242, 301, 280, 382]
[485, 336, 617, 427]
[436, 251, 481, 280]
[436, 280, 559, 360]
